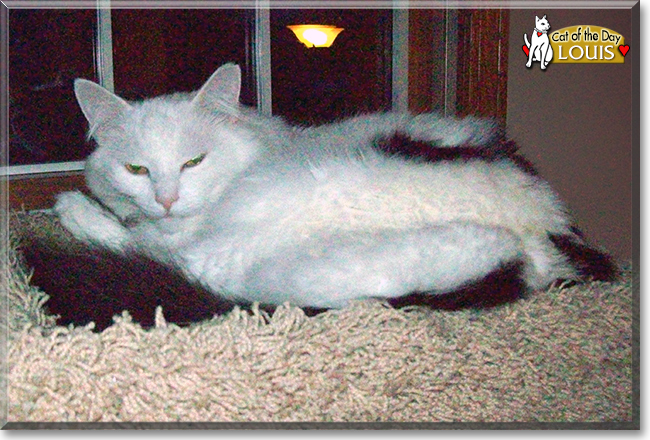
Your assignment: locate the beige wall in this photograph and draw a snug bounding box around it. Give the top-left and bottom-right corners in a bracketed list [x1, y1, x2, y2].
[507, 9, 633, 261]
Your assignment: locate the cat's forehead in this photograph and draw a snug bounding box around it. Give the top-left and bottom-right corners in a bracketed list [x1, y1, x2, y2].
[126, 100, 192, 143]
[132, 98, 192, 126]
[117, 99, 203, 162]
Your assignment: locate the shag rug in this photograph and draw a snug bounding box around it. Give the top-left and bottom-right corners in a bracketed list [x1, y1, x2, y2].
[2, 211, 636, 426]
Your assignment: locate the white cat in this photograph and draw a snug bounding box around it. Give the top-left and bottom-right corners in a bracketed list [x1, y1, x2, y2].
[55, 63, 584, 309]
[524, 15, 554, 70]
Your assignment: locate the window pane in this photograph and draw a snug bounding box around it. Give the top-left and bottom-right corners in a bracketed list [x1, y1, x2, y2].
[111, 9, 255, 105]
[9, 9, 97, 166]
[271, 9, 392, 125]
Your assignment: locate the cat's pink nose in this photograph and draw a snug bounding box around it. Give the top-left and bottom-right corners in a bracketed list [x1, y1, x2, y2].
[156, 194, 179, 211]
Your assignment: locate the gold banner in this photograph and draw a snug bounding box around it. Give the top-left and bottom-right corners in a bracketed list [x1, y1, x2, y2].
[550, 25, 627, 63]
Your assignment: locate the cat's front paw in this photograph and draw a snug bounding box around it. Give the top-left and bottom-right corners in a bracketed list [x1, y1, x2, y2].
[54, 191, 130, 252]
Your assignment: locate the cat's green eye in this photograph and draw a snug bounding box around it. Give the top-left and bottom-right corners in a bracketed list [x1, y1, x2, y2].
[182, 153, 206, 170]
[125, 164, 149, 175]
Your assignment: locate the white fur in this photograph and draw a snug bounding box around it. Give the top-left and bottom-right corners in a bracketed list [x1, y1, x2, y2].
[55, 63, 579, 309]
[524, 15, 554, 70]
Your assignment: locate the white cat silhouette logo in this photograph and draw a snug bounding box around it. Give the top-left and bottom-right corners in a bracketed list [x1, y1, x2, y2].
[523, 15, 554, 70]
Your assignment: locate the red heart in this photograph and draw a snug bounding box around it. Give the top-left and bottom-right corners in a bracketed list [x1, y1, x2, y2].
[618, 45, 630, 57]
[537, 32, 543, 36]
[522, 44, 530, 57]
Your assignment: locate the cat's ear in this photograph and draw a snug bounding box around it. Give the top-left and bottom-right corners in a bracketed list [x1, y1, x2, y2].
[74, 79, 131, 131]
[192, 63, 241, 114]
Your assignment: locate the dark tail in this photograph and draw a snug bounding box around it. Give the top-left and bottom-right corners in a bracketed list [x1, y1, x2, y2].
[17, 235, 237, 332]
[388, 260, 527, 311]
[549, 232, 620, 282]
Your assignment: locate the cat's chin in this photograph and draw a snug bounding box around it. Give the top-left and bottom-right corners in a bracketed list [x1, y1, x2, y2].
[152, 209, 196, 221]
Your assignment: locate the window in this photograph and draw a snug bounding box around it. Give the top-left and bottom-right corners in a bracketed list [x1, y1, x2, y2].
[8, 8, 402, 175]
[270, 9, 392, 125]
[8, 8, 256, 174]
[9, 9, 96, 167]
[110, 9, 256, 104]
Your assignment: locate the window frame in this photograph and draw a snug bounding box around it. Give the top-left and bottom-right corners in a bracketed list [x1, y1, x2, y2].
[6, 2, 411, 177]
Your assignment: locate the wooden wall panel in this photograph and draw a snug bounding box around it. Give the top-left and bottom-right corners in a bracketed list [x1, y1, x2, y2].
[408, 9, 445, 113]
[456, 9, 509, 122]
[7, 173, 86, 212]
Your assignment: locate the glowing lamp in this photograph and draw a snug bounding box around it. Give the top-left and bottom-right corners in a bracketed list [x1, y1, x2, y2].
[287, 25, 344, 48]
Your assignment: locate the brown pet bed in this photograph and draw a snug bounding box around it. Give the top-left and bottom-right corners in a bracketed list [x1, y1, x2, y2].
[4, 211, 635, 425]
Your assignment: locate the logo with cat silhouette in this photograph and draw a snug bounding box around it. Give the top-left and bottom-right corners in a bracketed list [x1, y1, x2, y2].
[523, 15, 553, 70]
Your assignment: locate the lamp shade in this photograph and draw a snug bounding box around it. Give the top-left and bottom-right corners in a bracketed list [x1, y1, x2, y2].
[287, 25, 344, 48]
